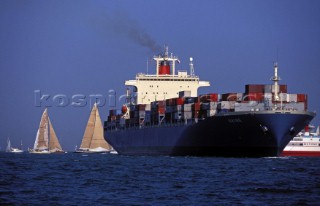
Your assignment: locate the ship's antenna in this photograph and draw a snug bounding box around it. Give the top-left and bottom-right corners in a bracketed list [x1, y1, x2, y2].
[164, 45, 169, 58]
[271, 62, 281, 101]
[146, 58, 149, 74]
[189, 57, 195, 76]
[126, 88, 130, 104]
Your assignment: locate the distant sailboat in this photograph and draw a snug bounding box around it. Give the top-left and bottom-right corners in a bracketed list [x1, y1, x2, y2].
[29, 108, 65, 154]
[6, 137, 24, 153]
[76, 103, 112, 153]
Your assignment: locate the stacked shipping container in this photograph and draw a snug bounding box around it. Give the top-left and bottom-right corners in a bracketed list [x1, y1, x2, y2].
[106, 85, 308, 127]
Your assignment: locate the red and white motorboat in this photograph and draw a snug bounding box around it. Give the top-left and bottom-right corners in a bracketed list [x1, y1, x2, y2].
[282, 125, 320, 156]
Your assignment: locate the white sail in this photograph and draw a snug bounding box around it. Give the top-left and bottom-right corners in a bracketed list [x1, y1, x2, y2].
[6, 138, 11, 152]
[34, 129, 40, 150]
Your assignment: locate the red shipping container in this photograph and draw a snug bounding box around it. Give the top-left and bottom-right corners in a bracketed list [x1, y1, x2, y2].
[279, 85, 288, 93]
[297, 94, 307, 102]
[200, 93, 219, 102]
[192, 110, 200, 118]
[192, 102, 201, 111]
[158, 107, 165, 114]
[210, 93, 219, 101]
[245, 85, 264, 93]
[176, 98, 184, 105]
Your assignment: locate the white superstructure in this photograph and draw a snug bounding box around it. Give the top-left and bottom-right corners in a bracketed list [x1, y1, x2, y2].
[125, 46, 210, 104]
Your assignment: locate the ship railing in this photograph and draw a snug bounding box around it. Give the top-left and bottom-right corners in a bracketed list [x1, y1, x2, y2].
[136, 73, 199, 79]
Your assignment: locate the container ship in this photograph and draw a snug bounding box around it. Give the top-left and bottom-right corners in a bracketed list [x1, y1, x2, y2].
[104, 47, 315, 157]
[281, 125, 320, 156]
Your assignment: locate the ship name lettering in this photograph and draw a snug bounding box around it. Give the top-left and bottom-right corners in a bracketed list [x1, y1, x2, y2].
[228, 119, 242, 123]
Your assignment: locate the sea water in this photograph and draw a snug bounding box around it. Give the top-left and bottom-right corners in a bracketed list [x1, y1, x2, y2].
[0, 153, 319, 205]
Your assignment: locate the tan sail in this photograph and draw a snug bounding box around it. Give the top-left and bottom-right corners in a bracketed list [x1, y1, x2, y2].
[30, 108, 64, 154]
[90, 104, 112, 150]
[48, 118, 63, 152]
[35, 108, 49, 150]
[79, 103, 111, 152]
[79, 105, 96, 150]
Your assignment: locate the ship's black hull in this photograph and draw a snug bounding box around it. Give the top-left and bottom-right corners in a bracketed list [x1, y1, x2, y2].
[104, 111, 315, 157]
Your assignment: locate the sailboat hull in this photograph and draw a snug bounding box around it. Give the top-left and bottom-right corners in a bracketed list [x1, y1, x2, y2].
[74, 148, 111, 153]
[28, 149, 50, 154]
[10, 148, 24, 153]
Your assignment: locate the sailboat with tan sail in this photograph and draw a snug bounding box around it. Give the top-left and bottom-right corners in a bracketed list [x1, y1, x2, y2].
[29, 108, 65, 154]
[75, 103, 112, 153]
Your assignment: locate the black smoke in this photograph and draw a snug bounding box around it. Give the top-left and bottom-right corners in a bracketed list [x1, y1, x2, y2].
[97, 11, 162, 53]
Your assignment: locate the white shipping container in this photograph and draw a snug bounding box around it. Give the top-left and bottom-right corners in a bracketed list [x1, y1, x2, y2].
[220, 101, 231, 109]
[264, 93, 273, 101]
[207, 109, 217, 117]
[183, 104, 192, 111]
[235, 102, 264, 112]
[209, 102, 218, 109]
[220, 101, 236, 109]
[145, 104, 151, 111]
[287, 94, 297, 102]
[279, 93, 287, 102]
[182, 111, 192, 119]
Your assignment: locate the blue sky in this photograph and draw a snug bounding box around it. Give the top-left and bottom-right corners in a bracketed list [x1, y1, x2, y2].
[0, 0, 319, 151]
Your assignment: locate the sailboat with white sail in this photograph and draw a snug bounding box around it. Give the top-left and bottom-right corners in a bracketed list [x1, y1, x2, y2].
[29, 108, 65, 154]
[75, 103, 113, 153]
[6, 138, 24, 153]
